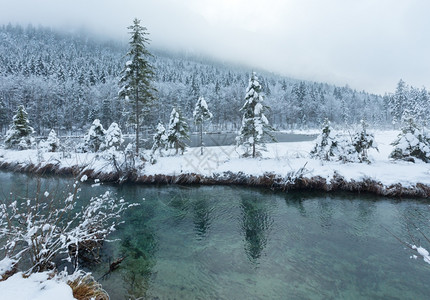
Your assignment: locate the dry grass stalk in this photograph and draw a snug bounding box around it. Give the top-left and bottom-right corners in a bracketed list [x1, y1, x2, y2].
[68, 274, 109, 300]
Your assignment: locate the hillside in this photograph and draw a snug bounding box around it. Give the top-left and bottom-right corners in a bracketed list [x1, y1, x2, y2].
[0, 24, 390, 135]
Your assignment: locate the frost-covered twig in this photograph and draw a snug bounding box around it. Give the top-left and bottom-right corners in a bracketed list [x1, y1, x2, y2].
[383, 225, 430, 265]
[0, 178, 137, 275]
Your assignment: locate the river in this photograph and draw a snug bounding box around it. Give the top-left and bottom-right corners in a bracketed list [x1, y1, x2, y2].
[1, 171, 429, 299]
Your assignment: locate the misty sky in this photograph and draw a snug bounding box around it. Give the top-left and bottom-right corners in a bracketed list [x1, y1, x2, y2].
[1, 0, 429, 94]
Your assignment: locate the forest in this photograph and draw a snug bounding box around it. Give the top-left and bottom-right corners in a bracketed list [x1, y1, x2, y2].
[0, 24, 427, 137]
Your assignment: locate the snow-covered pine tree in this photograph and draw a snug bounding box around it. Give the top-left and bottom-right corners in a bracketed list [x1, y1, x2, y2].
[390, 79, 408, 128]
[101, 122, 123, 151]
[310, 118, 338, 161]
[390, 114, 430, 163]
[4, 105, 34, 150]
[236, 72, 275, 158]
[45, 129, 60, 152]
[151, 122, 167, 155]
[0, 97, 7, 133]
[351, 120, 378, 163]
[83, 119, 106, 152]
[167, 108, 189, 155]
[193, 96, 213, 155]
[118, 18, 157, 155]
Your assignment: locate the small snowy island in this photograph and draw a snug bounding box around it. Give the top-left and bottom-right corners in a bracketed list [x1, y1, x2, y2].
[1, 127, 430, 198]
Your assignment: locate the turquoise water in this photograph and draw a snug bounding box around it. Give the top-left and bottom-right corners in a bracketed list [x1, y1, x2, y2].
[1, 172, 430, 299]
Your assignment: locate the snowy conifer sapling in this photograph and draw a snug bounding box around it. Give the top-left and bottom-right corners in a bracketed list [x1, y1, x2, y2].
[119, 18, 157, 155]
[84, 119, 106, 152]
[193, 96, 213, 155]
[352, 120, 378, 163]
[167, 108, 189, 155]
[101, 122, 124, 151]
[45, 129, 60, 152]
[4, 105, 34, 150]
[236, 72, 275, 158]
[390, 115, 430, 163]
[151, 122, 167, 155]
[310, 118, 338, 161]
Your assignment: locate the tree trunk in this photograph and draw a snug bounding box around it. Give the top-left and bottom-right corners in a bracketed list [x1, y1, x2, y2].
[135, 88, 139, 155]
[200, 122, 203, 156]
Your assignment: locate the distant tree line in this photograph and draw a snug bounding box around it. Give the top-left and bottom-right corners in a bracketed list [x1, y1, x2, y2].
[0, 24, 410, 137]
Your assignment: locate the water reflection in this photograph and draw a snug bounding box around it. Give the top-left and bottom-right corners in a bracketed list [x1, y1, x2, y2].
[240, 193, 273, 262]
[284, 192, 308, 217]
[317, 197, 335, 229]
[2, 172, 430, 299]
[191, 196, 212, 239]
[116, 187, 158, 299]
[120, 226, 157, 299]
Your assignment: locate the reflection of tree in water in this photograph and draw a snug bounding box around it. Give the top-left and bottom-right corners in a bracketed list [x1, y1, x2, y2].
[121, 229, 157, 299]
[120, 191, 158, 300]
[317, 197, 335, 229]
[192, 197, 211, 239]
[168, 189, 212, 239]
[240, 195, 273, 261]
[284, 193, 308, 217]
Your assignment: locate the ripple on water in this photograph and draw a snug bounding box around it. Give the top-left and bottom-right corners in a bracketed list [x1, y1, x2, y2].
[1, 173, 430, 299]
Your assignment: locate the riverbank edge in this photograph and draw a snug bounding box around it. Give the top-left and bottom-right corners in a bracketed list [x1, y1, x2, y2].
[1, 160, 429, 198]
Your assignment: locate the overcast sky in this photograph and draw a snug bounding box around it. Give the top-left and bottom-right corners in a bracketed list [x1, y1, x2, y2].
[1, 0, 429, 94]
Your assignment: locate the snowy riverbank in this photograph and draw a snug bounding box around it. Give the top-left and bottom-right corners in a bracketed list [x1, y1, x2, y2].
[1, 130, 430, 197]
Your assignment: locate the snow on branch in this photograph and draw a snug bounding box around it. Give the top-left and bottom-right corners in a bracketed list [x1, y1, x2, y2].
[0, 178, 137, 275]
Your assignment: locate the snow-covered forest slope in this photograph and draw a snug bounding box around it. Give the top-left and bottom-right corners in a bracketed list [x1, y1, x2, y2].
[0, 24, 409, 135]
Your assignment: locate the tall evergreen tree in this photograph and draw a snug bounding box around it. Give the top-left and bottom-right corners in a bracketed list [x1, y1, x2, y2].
[236, 72, 274, 158]
[193, 96, 212, 155]
[390, 79, 407, 127]
[0, 97, 7, 133]
[119, 18, 157, 154]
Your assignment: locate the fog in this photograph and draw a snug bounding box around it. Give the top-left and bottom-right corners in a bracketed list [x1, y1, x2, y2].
[1, 0, 429, 94]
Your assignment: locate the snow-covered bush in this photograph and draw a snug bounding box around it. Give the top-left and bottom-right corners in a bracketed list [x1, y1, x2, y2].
[350, 120, 378, 163]
[106, 143, 147, 182]
[334, 120, 379, 163]
[83, 119, 106, 152]
[151, 123, 167, 155]
[310, 119, 339, 161]
[167, 108, 189, 155]
[390, 117, 430, 163]
[311, 119, 378, 163]
[0, 179, 136, 274]
[100, 122, 123, 151]
[4, 105, 35, 150]
[39, 129, 60, 152]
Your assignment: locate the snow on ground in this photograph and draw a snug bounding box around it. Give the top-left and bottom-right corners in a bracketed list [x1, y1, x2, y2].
[0, 272, 75, 300]
[0, 130, 429, 298]
[0, 257, 16, 280]
[0, 130, 429, 188]
[146, 130, 430, 187]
